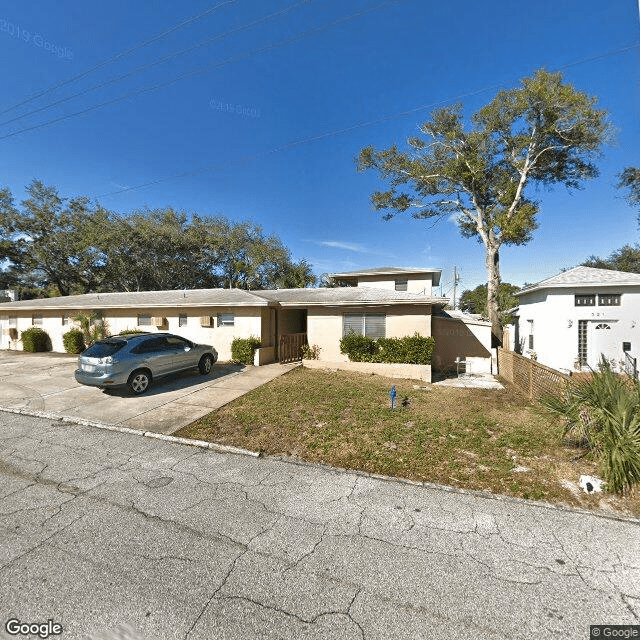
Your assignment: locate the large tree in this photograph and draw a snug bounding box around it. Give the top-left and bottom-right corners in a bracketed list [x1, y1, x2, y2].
[582, 243, 640, 274]
[458, 282, 519, 324]
[356, 69, 611, 343]
[0, 181, 316, 294]
[617, 167, 640, 218]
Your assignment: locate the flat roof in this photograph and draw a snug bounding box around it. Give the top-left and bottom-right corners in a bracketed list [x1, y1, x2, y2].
[328, 266, 442, 287]
[0, 286, 448, 311]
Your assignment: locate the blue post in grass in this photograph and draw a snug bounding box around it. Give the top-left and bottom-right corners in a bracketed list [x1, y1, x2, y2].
[390, 385, 396, 410]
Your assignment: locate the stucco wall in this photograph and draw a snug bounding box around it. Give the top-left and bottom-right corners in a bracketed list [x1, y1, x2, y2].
[0, 306, 265, 361]
[307, 305, 432, 362]
[303, 359, 431, 382]
[517, 287, 640, 372]
[355, 274, 433, 295]
[431, 316, 492, 374]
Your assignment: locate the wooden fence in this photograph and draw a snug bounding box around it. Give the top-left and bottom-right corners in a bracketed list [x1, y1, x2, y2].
[497, 348, 570, 401]
[279, 333, 307, 364]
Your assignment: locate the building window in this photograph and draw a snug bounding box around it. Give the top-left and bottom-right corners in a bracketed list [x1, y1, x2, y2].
[217, 313, 234, 326]
[595, 323, 611, 330]
[395, 279, 408, 292]
[575, 295, 595, 307]
[62, 315, 70, 326]
[343, 313, 386, 339]
[598, 294, 621, 306]
[9, 316, 17, 327]
[32, 315, 43, 326]
[178, 314, 188, 327]
[137, 315, 152, 326]
[527, 319, 534, 350]
[578, 320, 588, 367]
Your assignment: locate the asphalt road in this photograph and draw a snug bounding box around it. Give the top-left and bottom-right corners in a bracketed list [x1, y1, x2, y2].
[0, 411, 638, 640]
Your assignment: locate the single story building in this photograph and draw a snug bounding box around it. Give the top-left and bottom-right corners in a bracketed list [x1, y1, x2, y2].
[512, 265, 640, 374]
[0, 267, 495, 379]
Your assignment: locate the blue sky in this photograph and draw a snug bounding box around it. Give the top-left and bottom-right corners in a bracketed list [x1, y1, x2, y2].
[0, 0, 638, 299]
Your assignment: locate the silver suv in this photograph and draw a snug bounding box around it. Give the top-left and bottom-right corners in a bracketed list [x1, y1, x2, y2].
[74, 332, 218, 395]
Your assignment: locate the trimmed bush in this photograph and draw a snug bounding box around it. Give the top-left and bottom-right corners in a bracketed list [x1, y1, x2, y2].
[231, 337, 261, 364]
[118, 329, 147, 335]
[340, 332, 435, 365]
[301, 344, 321, 360]
[20, 327, 51, 352]
[63, 329, 85, 354]
[339, 333, 377, 362]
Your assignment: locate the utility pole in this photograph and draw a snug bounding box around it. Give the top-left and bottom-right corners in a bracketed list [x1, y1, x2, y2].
[452, 266, 460, 310]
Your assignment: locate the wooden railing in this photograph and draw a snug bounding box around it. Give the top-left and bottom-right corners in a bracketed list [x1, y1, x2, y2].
[497, 348, 570, 401]
[279, 333, 307, 364]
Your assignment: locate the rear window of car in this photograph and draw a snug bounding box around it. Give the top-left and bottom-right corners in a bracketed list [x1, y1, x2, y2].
[82, 340, 126, 358]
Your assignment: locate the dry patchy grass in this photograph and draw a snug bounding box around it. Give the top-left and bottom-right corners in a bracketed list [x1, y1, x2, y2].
[176, 367, 640, 516]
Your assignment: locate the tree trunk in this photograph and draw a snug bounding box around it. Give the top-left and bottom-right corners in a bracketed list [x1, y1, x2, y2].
[485, 242, 502, 346]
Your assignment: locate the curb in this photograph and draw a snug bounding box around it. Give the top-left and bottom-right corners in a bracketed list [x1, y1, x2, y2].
[2, 405, 638, 524]
[268, 454, 640, 526]
[0, 406, 260, 458]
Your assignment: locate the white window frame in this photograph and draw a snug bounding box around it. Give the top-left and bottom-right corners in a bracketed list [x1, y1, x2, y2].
[395, 279, 408, 292]
[32, 315, 43, 326]
[342, 313, 386, 339]
[137, 314, 152, 326]
[217, 313, 234, 327]
[178, 314, 188, 327]
[598, 293, 621, 306]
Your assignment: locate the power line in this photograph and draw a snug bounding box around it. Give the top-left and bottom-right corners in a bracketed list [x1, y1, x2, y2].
[94, 39, 640, 199]
[0, 0, 313, 129]
[0, 0, 236, 116]
[0, 0, 406, 142]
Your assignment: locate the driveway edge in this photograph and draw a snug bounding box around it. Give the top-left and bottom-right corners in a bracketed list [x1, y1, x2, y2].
[0, 406, 261, 458]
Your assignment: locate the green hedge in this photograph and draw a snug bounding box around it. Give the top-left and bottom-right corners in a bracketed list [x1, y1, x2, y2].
[63, 329, 85, 354]
[20, 327, 51, 352]
[231, 337, 261, 364]
[340, 332, 435, 365]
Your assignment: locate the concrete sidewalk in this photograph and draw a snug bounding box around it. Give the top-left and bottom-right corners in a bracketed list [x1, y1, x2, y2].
[0, 351, 298, 434]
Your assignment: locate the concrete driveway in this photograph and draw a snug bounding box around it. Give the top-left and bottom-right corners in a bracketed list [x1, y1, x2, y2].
[0, 350, 296, 434]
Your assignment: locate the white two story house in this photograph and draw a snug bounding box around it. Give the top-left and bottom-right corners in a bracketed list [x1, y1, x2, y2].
[513, 266, 640, 374]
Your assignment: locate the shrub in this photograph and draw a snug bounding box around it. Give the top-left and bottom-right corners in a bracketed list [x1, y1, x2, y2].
[63, 329, 85, 354]
[340, 332, 435, 365]
[231, 337, 261, 364]
[301, 344, 321, 360]
[118, 329, 147, 335]
[74, 312, 109, 347]
[339, 333, 377, 362]
[20, 327, 51, 352]
[542, 357, 640, 494]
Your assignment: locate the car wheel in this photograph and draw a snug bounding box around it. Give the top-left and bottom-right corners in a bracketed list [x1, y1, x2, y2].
[127, 369, 151, 394]
[198, 354, 214, 375]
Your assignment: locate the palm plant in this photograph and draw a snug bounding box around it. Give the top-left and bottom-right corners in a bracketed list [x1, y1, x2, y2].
[73, 311, 109, 347]
[542, 357, 640, 494]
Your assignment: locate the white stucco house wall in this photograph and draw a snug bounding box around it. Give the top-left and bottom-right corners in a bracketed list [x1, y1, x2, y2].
[0, 267, 447, 363]
[513, 266, 640, 374]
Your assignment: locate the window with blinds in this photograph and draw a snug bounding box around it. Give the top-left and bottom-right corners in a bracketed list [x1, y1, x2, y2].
[342, 313, 386, 339]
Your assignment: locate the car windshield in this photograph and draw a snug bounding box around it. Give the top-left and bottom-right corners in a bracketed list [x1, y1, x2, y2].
[82, 340, 126, 358]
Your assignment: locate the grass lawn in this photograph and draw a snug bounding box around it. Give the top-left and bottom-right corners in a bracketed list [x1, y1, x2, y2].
[175, 367, 640, 516]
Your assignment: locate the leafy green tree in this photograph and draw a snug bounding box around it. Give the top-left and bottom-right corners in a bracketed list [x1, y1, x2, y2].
[0, 183, 315, 294]
[458, 282, 519, 324]
[617, 167, 640, 217]
[356, 69, 611, 342]
[0, 180, 108, 295]
[581, 244, 640, 273]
